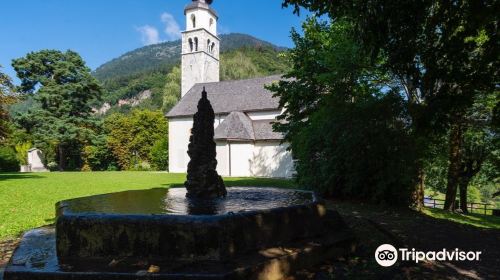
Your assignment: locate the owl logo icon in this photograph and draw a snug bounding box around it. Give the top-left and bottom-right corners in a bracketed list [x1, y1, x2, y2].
[375, 244, 398, 267]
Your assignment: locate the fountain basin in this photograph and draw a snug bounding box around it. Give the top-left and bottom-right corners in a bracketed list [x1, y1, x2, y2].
[55, 187, 328, 262]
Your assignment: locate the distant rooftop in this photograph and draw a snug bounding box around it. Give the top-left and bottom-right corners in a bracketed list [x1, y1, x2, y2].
[166, 75, 283, 118]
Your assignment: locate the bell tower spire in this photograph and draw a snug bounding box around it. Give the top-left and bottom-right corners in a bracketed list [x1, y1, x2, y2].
[181, 0, 220, 97]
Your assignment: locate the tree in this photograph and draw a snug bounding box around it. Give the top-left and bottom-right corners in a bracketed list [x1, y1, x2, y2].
[105, 109, 168, 170]
[269, 18, 416, 205]
[0, 66, 15, 142]
[456, 91, 499, 212]
[162, 66, 181, 113]
[282, 0, 499, 210]
[150, 138, 169, 171]
[12, 50, 102, 170]
[14, 142, 31, 166]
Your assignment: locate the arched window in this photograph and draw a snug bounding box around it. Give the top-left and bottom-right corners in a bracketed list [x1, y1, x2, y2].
[188, 38, 193, 52]
[209, 18, 214, 29]
[207, 39, 211, 52]
[194, 37, 199, 51]
[191, 14, 196, 28]
[211, 42, 216, 54]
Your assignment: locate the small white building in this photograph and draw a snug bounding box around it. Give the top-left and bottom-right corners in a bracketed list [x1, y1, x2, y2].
[167, 0, 295, 178]
[27, 148, 48, 172]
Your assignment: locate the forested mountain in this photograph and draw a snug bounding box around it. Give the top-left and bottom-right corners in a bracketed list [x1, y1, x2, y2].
[92, 34, 290, 115]
[93, 33, 285, 81]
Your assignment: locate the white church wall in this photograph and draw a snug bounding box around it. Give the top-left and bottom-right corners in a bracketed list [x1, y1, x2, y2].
[168, 118, 193, 173]
[168, 116, 227, 173]
[228, 142, 254, 177]
[216, 142, 229, 176]
[250, 142, 295, 178]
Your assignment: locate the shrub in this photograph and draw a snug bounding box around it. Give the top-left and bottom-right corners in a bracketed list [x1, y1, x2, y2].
[47, 162, 58, 171]
[0, 146, 20, 172]
[150, 138, 168, 171]
[14, 142, 31, 166]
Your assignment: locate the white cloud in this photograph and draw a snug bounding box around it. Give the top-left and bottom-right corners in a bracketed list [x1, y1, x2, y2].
[161, 12, 181, 40]
[136, 25, 160, 45]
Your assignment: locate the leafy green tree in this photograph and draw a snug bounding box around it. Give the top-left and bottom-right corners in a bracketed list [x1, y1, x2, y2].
[162, 66, 181, 113]
[82, 134, 118, 171]
[105, 110, 168, 170]
[269, 18, 417, 205]
[0, 66, 15, 142]
[455, 91, 499, 212]
[14, 142, 31, 166]
[150, 138, 169, 171]
[12, 50, 102, 170]
[282, 0, 499, 210]
[0, 146, 19, 171]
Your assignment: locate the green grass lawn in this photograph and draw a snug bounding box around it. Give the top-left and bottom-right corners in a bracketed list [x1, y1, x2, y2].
[0, 172, 297, 241]
[422, 207, 500, 229]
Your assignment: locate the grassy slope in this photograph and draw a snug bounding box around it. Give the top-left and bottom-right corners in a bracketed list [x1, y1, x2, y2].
[423, 208, 500, 229]
[0, 172, 296, 241]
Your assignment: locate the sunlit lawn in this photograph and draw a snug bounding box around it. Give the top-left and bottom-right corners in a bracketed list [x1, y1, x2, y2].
[0, 172, 297, 241]
[423, 208, 500, 229]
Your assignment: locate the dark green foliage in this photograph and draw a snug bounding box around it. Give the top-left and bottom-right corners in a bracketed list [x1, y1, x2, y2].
[0, 146, 19, 172]
[281, 0, 499, 209]
[82, 135, 118, 171]
[0, 66, 15, 141]
[269, 18, 417, 205]
[12, 50, 103, 170]
[185, 89, 226, 198]
[150, 138, 169, 171]
[291, 95, 416, 204]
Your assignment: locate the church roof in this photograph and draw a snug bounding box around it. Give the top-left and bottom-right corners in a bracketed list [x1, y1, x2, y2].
[214, 112, 284, 141]
[214, 112, 254, 140]
[185, 0, 218, 17]
[166, 75, 282, 118]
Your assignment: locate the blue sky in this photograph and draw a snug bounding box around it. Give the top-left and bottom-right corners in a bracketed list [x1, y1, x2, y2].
[0, 0, 308, 80]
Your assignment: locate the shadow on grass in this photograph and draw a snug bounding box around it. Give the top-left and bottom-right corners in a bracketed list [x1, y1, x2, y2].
[0, 173, 45, 182]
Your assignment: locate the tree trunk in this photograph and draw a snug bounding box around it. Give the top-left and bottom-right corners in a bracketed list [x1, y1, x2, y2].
[412, 165, 425, 211]
[458, 178, 469, 213]
[58, 144, 66, 171]
[444, 123, 463, 211]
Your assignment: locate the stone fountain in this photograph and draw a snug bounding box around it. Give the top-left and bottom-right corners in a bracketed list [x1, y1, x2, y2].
[4, 89, 355, 280]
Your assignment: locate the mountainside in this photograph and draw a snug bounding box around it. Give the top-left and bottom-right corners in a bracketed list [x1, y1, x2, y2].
[93, 33, 285, 81]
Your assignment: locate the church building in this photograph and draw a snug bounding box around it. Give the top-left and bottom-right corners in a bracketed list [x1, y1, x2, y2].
[167, 0, 295, 178]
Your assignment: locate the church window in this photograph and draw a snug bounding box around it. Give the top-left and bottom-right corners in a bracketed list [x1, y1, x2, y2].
[211, 42, 216, 54]
[191, 14, 196, 28]
[209, 18, 214, 29]
[188, 38, 193, 52]
[194, 37, 199, 51]
[207, 39, 211, 52]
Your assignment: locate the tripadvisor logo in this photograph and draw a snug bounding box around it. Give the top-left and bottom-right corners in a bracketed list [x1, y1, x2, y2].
[375, 244, 482, 267]
[375, 244, 398, 267]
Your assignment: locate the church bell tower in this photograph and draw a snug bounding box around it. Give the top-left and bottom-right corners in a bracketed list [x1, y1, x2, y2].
[181, 0, 220, 97]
